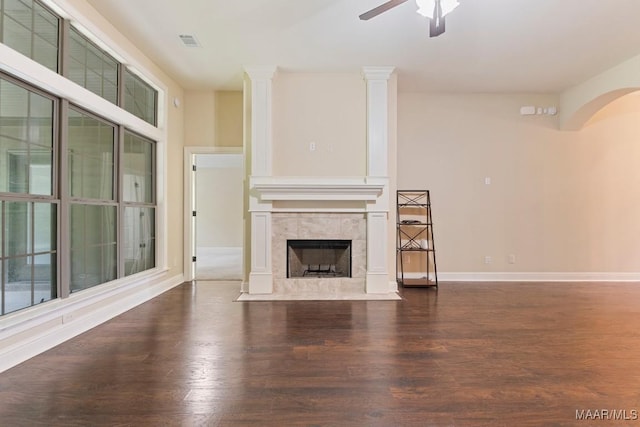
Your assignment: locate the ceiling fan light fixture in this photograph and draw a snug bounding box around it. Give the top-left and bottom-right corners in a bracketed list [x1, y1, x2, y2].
[415, 0, 459, 19]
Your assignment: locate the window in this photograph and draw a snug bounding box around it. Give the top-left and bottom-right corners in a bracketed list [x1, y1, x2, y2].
[67, 108, 117, 292]
[0, 1, 160, 316]
[122, 131, 155, 275]
[0, 0, 60, 72]
[124, 69, 157, 126]
[0, 75, 58, 315]
[67, 108, 115, 200]
[68, 26, 119, 105]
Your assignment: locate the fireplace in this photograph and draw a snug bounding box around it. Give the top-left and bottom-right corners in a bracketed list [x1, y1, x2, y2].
[287, 239, 352, 278]
[242, 66, 396, 297]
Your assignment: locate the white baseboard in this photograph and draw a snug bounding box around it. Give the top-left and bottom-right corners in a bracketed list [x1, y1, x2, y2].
[389, 281, 398, 292]
[0, 273, 184, 374]
[436, 272, 640, 282]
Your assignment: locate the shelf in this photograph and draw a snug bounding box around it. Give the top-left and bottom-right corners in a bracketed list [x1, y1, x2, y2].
[399, 278, 438, 287]
[396, 190, 438, 289]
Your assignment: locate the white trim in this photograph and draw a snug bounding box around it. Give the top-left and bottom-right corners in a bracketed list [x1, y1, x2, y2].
[0, 44, 162, 141]
[244, 66, 276, 177]
[0, 273, 184, 373]
[251, 176, 385, 202]
[436, 272, 640, 282]
[389, 281, 399, 292]
[183, 146, 245, 281]
[363, 67, 394, 177]
[268, 208, 373, 213]
[362, 66, 395, 81]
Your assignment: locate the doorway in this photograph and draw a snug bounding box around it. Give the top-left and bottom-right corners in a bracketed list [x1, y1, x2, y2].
[184, 148, 244, 282]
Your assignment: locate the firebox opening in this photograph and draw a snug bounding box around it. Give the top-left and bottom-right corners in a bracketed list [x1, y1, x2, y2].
[287, 239, 352, 278]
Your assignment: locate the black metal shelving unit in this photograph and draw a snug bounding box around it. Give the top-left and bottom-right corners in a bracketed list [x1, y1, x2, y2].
[396, 190, 438, 287]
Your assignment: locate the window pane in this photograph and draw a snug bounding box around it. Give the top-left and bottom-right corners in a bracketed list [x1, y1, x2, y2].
[124, 69, 157, 126]
[1, 0, 59, 72]
[33, 34, 58, 71]
[123, 132, 154, 203]
[3, 16, 32, 57]
[4, 255, 32, 314]
[4, 0, 32, 27]
[68, 27, 118, 104]
[124, 207, 155, 276]
[28, 90, 54, 147]
[28, 151, 52, 195]
[0, 138, 29, 193]
[5, 201, 31, 257]
[68, 109, 115, 200]
[33, 253, 56, 305]
[0, 77, 54, 196]
[70, 204, 117, 292]
[33, 202, 55, 252]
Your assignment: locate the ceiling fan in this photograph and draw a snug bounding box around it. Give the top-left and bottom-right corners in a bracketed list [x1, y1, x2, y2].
[359, 0, 460, 37]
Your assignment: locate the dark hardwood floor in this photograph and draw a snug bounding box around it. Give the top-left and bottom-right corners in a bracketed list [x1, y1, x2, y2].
[1, 281, 640, 426]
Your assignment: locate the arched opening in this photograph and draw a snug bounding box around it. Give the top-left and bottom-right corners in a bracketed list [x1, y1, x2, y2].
[561, 88, 640, 131]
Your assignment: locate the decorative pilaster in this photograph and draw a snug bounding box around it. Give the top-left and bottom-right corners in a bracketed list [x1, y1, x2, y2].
[363, 66, 394, 177]
[363, 66, 394, 293]
[245, 66, 277, 176]
[245, 66, 277, 293]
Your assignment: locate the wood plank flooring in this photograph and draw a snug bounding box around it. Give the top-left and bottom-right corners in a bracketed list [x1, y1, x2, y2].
[1, 281, 640, 426]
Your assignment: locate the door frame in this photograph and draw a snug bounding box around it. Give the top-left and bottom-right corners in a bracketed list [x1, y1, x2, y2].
[183, 146, 244, 281]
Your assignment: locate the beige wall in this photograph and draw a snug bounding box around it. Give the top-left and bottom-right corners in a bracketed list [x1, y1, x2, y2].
[185, 90, 243, 147]
[398, 92, 640, 274]
[272, 72, 366, 176]
[215, 91, 243, 147]
[184, 91, 215, 146]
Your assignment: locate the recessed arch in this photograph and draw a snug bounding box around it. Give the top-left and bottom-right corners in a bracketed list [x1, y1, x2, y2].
[561, 88, 640, 131]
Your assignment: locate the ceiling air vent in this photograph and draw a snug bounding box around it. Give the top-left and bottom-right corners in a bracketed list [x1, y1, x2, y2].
[179, 34, 201, 48]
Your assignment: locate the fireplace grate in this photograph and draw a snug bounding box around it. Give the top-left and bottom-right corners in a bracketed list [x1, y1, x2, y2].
[303, 264, 337, 277]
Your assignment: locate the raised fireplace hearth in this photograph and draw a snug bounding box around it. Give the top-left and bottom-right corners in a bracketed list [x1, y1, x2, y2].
[287, 239, 352, 278]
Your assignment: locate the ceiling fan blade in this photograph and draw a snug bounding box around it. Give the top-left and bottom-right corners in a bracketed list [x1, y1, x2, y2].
[359, 0, 410, 20]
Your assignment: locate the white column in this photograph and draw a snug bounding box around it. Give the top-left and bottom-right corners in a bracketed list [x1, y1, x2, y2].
[245, 66, 277, 176]
[245, 66, 277, 293]
[363, 66, 394, 177]
[363, 66, 394, 293]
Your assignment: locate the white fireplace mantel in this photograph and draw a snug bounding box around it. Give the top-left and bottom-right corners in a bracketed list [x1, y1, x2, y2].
[251, 176, 386, 202]
[244, 65, 395, 295]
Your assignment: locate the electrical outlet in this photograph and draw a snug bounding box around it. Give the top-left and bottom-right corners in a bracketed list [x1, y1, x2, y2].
[309, 142, 316, 151]
[484, 256, 492, 264]
[508, 254, 516, 264]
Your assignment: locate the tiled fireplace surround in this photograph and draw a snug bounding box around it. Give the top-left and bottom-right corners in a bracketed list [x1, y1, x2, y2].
[272, 213, 366, 293]
[243, 66, 396, 297]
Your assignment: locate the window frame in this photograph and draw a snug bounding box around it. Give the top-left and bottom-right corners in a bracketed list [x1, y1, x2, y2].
[66, 24, 120, 106]
[0, 0, 62, 73]
[0, 0, 168, 319]
[0, 71, 61, 314]
[119, 128, 156, 276]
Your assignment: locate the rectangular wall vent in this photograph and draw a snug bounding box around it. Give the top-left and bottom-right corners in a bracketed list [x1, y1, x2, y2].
[179, 34, 201, 48]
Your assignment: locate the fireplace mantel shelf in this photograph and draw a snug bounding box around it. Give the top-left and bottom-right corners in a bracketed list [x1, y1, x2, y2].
[251, 176, 386, 201]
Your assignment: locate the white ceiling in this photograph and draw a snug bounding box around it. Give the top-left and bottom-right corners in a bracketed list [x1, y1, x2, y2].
[84, 0, 640, 93]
